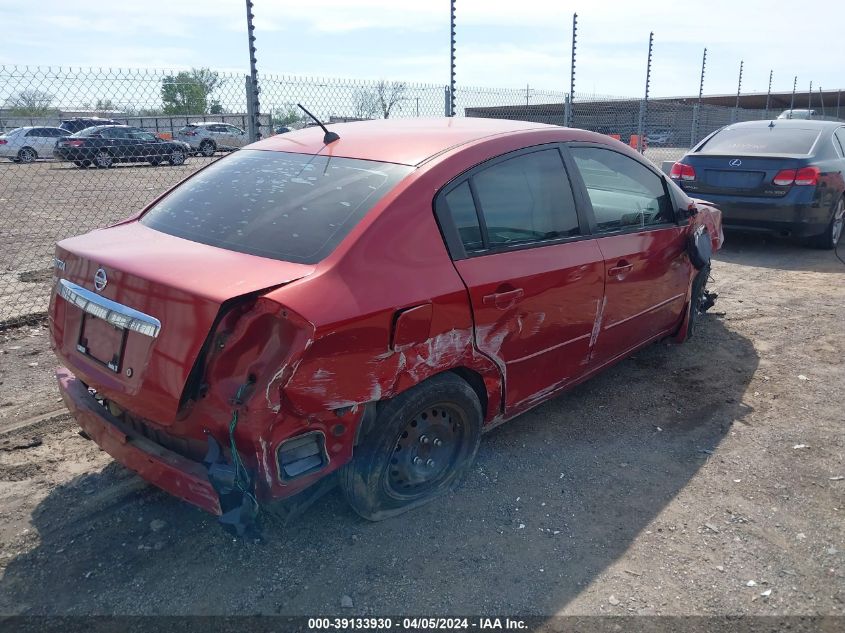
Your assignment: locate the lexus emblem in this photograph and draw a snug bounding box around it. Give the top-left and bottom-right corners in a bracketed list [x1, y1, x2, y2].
[729, 158, 742, 167]
[93, 268, 108, 292]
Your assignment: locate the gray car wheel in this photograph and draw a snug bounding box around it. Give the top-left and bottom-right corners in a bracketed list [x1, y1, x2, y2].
[17, 147, 37, 163]
[168, 149, 186, 166]
[199, 140, 216, 157]
[94, 150, 114, 168]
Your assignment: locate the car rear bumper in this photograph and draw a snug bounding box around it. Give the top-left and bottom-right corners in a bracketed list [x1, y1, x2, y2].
[57, 366, 223, 516]
[706, 200, 829, 238]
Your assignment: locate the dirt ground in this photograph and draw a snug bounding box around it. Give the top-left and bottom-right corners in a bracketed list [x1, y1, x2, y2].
[0, 233, 843, 618]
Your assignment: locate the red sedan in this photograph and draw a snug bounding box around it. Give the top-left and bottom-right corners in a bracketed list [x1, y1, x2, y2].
[49, 118, 722, 532]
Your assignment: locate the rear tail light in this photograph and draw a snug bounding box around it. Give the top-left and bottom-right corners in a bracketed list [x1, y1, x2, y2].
[794, 166, 820, 186]
[772, 169, 797, 186]
[670, 162, 696, 181]
[182, 130, 197, 136]
[63, 140, 85, 147]
[772, 166, 820, 186]
[0, 139, 7, 145]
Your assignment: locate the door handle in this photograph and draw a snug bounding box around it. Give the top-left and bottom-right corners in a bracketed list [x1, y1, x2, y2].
[483, 288, 524, 308]
[608, 260, 633, 277]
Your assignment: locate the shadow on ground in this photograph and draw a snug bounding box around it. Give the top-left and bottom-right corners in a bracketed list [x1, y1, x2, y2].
[0, 314, 757, 616]
[716, 231, 845, 273]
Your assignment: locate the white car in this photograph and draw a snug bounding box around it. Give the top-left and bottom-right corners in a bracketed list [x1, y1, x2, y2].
[174, 122, 249, 156]
[0, 126, 71, 163]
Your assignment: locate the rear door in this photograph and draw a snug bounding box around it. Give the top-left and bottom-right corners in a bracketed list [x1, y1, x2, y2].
[438, 146, 605, 411]
[566, 145, 692, 366]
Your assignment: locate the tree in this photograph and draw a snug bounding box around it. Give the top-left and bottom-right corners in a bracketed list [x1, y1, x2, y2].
[271, 104, 305, 128]
[351, 80, 408, 119]
[160, 68, 221, 115]
[3, 89, 56, 116]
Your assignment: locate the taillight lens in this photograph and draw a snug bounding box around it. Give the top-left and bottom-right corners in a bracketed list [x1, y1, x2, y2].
[773, 166, 820, 186]
[182, 131, 197, 136]
[794, 166, 820, 186]
[772, 169, 796, 186]
[0, 139, 7, 145]
[63, 140, 85, 147]
[670, 162, 696, 181]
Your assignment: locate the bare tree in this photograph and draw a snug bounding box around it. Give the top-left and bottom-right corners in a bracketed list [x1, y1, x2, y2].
[375, 80, 407, 118]
[351, 80, 408, 119]
[3, 89, 56, 116]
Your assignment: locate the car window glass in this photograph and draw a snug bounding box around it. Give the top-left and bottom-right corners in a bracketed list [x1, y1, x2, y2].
[698, 126, 820, 155]
[208, 124, 226, 132]
[227, 125, 243, 134]
[571, 147, 673, 232]
[834, 129, 845, 155]
[444, 181, 483, 252]
[128, 129, 156, 141]
[472, 149, 580, 247]
[25, 128, 45, 137]
[141, 150, 413, 264]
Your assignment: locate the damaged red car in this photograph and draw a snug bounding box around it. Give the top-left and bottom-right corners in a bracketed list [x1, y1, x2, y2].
[49, 117, 723, 532]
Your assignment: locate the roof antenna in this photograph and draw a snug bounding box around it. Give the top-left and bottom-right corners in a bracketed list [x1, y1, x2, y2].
[296, 104, 340, 144]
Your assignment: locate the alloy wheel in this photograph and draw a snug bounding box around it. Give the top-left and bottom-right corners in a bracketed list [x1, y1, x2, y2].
[95, 151, 113, 168]
[18, 148, 36, 163]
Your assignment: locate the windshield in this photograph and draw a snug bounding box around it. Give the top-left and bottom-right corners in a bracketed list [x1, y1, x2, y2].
[698, 127, 821, 155]
[73, 126, 114, 137]
[141, 150, 413, 264]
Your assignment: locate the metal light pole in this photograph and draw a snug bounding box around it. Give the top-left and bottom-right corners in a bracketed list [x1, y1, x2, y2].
[245, 0, 261, 140]
[565, 12, 578, 128]
[808, 81, 813, 111]
[819, 87, 825, 116]
[449, 0, 456, 117]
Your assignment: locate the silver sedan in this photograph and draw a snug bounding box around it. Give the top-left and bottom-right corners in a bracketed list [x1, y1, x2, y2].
[0, 126, 70, 162]
[174, 122, 249, 156]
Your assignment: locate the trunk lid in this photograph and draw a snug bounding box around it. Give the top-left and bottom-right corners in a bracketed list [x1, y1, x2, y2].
[50, 221, 314, 424]
[681, 154, 805, 198]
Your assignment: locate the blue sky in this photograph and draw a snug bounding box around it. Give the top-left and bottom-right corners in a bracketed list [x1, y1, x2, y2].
[2, 0, 843, 99]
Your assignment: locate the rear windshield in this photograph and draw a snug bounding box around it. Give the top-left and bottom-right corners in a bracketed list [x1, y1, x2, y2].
[698, 127, 820, 155]
[140, 150, 413, 264]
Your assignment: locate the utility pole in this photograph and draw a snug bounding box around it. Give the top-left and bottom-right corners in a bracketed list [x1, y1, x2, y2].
[808, 81, 813, 111]
[245, 0, 261, 140]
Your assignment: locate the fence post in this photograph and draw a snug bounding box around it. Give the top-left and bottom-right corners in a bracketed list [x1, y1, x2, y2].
[764, 70, 773, 120]
[564, 93, 571, 129]
[245, 75, 257, 141]
[637, 31, 653, 154]
[690, 103, 700, 147]
[449, 0, 456, 117]
[245, 0, 262, 139]
[567, 12, 577, 128]
[444, 86, 451, 117]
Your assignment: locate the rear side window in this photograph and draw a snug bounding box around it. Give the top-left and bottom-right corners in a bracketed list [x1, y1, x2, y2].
[834, 129, 845, 155]
[698, 127, 820, 155]
[473, 150, 580, 246]
[141, 150, 413, 264]
[444, 182, 483, 251]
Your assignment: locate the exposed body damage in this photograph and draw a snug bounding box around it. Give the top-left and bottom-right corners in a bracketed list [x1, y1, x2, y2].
[49, 118, 722, 530]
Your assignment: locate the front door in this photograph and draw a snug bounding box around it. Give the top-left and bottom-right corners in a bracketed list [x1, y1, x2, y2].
[440, 147, 605, 412]
[567, 145, 692, 366]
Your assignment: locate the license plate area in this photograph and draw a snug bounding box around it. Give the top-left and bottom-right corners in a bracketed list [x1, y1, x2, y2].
[77, 313, 128, 373]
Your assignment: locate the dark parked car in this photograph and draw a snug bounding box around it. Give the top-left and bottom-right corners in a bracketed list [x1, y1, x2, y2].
[50, 118, 722, 531]
[54, 125, 191, 168]
[59, 117, 123, 134]
[670, 120, 845, 248]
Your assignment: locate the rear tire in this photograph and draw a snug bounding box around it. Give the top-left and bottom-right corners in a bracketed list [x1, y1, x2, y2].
[339, 373, 482, 521]
[807, 198, 844, 250]
[199, 140, 216, 157]
[17, 147, 37, 163]
[93, 150, 113, 168]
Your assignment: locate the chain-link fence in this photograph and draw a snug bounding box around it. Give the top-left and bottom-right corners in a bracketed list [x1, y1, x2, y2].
[0, 64, 828, 323]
